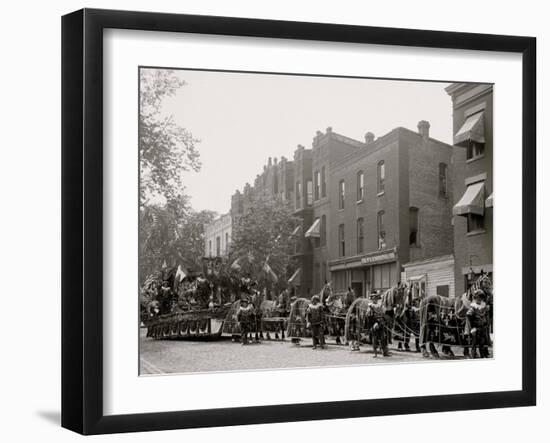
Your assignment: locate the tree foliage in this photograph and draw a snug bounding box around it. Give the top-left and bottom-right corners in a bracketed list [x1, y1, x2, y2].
[139, 202, 217, 284]
[229, 194, 300, 289]
[139, 69, 201, 206]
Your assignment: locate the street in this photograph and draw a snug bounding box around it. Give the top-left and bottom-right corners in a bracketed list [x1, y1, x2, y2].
[139, 328, 468, 375]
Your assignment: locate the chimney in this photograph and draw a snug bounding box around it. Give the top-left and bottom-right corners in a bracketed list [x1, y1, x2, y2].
[326, 126, 333, 134]
[417, 120, 430, 140]
[364, 132, 375, 144]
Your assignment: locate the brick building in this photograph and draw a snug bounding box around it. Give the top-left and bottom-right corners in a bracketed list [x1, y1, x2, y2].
[304, 123, 454, 296]
[445, 83, 493, 296]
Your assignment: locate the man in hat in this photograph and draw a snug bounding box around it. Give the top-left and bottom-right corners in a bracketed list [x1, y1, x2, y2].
[306, 295, 326, 349]
[236, 297, 255, 345]
[467, 289, 490, 358]
[368, 291, 390, 357]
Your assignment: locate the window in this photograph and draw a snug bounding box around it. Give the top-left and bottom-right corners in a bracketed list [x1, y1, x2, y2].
[273, 174, 278, 195]
[437, 285, 449, 298]
[216, 236, 221, 256]
[225, 232, 229, 250]
[306, 179, 313, 206]
[467, 140, 485, 160]
[338, 224, 345, 257]
[467, 213, 484, 232]
[377, 211, 386, 249]
[321, 166, 327, 198]
[209, 240, 212, 257]
[321, 214, 327, 247]
[377, 161, 385, 194]
[357, 171, 364, 201]
[338, 179, 345, 209]
[439, 163, 448, 198]
[314, 170, 321, 201]
[409, 207, 419, 246]
[295, 181, 302, 209]
[357, 218, 365, 254]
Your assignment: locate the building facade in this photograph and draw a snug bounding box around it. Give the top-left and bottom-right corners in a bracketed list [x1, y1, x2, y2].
[402, 254, 455, 299]
[445, 83, 493, 296]
[304, 122, 454, 296]
[204, 213, 232, 258]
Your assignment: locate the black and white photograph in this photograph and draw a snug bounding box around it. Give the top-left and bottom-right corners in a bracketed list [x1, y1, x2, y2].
[138, 68, 494, 375]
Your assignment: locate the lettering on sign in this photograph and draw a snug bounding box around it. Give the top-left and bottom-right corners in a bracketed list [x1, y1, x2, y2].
[361, 251, 396, 264]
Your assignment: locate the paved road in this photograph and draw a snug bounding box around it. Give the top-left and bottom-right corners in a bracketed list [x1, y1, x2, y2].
[139, 329, 468, 375]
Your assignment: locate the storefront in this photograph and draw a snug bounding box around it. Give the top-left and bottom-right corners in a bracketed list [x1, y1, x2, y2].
[328, 248, 399, 296]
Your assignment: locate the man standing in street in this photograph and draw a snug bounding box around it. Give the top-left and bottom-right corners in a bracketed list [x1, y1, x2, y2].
[236, 297, 255, 345]
[306, 295, 326, 349]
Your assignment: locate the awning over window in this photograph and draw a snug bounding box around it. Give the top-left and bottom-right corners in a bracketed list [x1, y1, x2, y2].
[454, 112, 485, 146]
[453, 181, 485, 216]
[408, 274, 427, 282]
[304, 218, 321, 238]
[290, 225, 301, 237]
[486, 193, 493, 208]
[288, 268, 301, 285]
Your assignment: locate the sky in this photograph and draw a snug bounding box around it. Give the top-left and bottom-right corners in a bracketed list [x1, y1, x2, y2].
[153, 68, 453, 215]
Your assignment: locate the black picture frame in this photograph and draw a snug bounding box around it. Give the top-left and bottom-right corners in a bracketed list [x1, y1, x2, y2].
[62, 8, 536, 435]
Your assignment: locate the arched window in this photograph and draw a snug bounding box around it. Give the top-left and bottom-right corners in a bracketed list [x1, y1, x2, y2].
[321, 166, 327, 198]
[377, 161, 385, 194]
[439, 163, 448, 198]
[338, 224, 345, 257]
[409, 207, 419, 246]
[314, 170, 321, 201]
[357, 171, 364, 201]
[377, 211, 386, 249]
[338, 179, 345, 209]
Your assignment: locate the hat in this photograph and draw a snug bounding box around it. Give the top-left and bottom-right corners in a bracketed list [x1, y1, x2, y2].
[473, 289, 485, 299]
[370, 291, 382, 300]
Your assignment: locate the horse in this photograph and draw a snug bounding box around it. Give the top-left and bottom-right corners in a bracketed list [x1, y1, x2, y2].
[343, 285, 406, 352]
[417, 283, 493, 358]
[393, 285, 422, 352]
[258, 299, 287, 340]
[286, 298, 311, 344]
[324, 292, 352, 344]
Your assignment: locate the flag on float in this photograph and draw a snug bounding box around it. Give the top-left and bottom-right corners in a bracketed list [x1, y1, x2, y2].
[175, 264, 188, 285]
[230, 257, 242, 271]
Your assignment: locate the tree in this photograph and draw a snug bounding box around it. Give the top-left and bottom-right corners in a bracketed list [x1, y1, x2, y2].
[229, 194, 300, 289]
[139, 200, 217, 284]
[139, 69, 201, 207]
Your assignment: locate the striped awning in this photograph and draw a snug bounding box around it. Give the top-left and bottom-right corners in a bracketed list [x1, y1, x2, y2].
[454, 111, 485, 146]
[304, 218, 321, 238]
[453, 182, 485, 216]
[288, 268, 301, 285]
[486, 193, 493, 208]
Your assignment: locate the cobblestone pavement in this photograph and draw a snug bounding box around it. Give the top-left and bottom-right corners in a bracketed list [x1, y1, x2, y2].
[139, 329, 469, 375]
